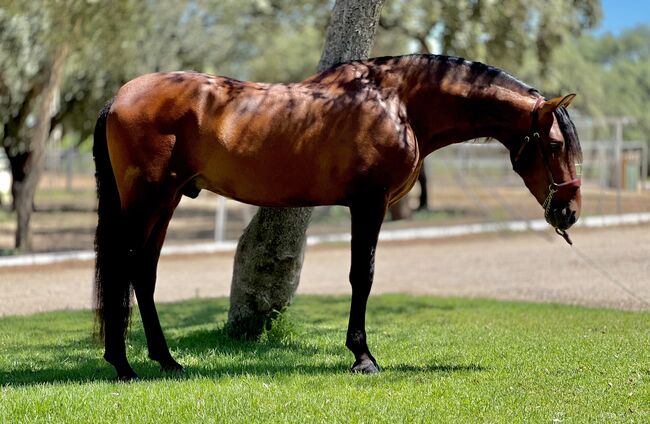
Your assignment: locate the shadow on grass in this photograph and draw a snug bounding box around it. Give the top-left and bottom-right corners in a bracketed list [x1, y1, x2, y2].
[384, 363, 487, 373]
[0, 358, 350, 387]
[1, 356, 486, 387]
[169, 326, 324, 356]
[0, 330, 342, 387]
[0, 296, 481, 387]
[368, 297, 458, 315]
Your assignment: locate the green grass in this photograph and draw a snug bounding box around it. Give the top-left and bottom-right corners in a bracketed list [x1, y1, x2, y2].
[1, 295, 649, 423]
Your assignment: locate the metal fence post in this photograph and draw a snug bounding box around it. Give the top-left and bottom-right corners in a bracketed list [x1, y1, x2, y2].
[214, 196, 227, 243]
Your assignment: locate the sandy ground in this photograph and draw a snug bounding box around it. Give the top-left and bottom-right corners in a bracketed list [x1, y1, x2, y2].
[1, 224, 649, 317]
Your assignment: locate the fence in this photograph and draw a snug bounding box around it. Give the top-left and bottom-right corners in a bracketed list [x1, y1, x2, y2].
[33, 140, 649, 192]
[0, 136, 647, 252]
[422, 140, 648, 191]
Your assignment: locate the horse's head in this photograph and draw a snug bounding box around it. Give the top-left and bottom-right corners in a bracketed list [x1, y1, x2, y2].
[509, 94, 582, 236]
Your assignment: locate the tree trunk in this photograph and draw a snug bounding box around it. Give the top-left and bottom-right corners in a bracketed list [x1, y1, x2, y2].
[10, 45, 68, 251]
[227, 0, 385, 339]
[316, 0, 386, 71]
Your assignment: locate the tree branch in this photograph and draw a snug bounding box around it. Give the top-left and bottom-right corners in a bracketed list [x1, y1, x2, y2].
[378, 15, 434, 54]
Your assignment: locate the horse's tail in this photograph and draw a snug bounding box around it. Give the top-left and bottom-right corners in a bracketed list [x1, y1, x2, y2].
[93, 98, 132, 342]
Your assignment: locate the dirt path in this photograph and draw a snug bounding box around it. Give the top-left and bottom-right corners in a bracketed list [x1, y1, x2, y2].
[1, 224, 649, 316]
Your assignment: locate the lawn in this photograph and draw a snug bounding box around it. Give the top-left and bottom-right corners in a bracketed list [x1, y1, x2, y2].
[1, 295, 649, 422]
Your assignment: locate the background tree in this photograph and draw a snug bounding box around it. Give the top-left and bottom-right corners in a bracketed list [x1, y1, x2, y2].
[0, 0, 143, 250]
[0, 0, 307, 250]
[227, 0, 386, 338]
[376, 0, 601, 78]
[542, 25, 650, 142]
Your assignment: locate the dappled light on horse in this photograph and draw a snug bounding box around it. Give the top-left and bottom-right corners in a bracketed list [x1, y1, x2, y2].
[93, 54, 582, 380]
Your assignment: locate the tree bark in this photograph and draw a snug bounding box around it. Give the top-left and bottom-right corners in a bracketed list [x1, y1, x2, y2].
[10, 45, 68, 251]
[316, 0, 385, 71]
[227, 0, 385, 339]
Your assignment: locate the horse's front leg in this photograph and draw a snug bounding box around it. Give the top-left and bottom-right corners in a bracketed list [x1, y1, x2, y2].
[346, 194, 388, 373]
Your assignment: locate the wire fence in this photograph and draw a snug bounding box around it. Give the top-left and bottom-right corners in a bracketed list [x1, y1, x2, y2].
[31, 139, 648, 194]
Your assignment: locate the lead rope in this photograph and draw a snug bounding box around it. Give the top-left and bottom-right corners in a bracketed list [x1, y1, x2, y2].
[518, 99, 645, 305]
[571, 244, 650, 308]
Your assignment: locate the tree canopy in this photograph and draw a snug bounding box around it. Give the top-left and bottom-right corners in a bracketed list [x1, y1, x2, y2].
[542, 25, 650, 140]
[0, 0, 624, 150]
[0, 0, 647, 248]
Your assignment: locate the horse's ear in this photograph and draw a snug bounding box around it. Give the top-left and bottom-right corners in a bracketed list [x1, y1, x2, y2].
[539, 93, 576, 120]
[556, 93, 576, 108]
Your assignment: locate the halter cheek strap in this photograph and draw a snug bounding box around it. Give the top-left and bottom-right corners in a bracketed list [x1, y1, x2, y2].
[512, 98, 546, 164]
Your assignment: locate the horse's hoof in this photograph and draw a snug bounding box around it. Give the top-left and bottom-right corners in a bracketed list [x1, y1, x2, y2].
[117, 373, 140, 382]
[350, 359, 380, 374]
[160, 360, 185, 374]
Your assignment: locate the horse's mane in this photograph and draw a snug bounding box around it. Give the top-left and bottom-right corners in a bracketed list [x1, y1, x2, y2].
[326, 54, 540, 97]
[323, 54, 582, 162]
[555, 106, 583, 163]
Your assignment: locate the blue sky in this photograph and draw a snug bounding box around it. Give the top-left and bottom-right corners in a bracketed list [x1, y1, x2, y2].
[597, 0, 650, 34]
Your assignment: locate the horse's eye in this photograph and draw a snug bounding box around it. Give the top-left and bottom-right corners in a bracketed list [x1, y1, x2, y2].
[549, 142, 563, 153]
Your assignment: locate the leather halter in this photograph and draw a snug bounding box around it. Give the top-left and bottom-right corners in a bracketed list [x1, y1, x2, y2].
[513, 97, 582, 244]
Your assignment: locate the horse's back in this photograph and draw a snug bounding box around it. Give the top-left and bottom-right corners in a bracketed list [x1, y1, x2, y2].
[107, 71, 419, 208]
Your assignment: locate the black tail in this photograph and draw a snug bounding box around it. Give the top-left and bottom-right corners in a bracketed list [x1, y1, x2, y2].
[93, 99, 132, 342]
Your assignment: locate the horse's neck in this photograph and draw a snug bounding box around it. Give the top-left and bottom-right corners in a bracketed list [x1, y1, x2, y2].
[381, 60, 538, 156]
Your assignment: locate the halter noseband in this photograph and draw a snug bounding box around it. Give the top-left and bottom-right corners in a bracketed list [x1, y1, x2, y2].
[514, 97, 582, 244]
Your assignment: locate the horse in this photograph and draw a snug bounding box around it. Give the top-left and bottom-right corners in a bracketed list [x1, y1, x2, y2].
[93, 54, 582, 380]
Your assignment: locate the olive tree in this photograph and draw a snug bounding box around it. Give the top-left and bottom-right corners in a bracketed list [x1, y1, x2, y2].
[0, 1, 142, 250]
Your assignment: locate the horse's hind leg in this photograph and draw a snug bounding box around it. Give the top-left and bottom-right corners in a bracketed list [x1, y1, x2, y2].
[346, 194, 388, 373]
[131, 195, 183, 373]
[102, 270, 137, 381]
[103, 184, 179, 380]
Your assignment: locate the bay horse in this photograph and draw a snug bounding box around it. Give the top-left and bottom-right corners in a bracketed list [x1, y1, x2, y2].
[93, 54, 582, 380]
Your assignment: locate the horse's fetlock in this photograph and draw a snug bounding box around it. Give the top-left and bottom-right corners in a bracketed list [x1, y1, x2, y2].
[346, 330, 367, 351]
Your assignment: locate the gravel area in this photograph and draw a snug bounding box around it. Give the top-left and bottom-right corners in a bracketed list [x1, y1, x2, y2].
[1, 224, 648, 317]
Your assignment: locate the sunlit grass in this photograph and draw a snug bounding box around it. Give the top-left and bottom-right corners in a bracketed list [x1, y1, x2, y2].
[1, 295, 649, 422]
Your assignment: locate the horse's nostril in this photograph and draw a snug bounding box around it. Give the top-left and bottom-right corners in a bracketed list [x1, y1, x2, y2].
[568, 210, 577, 225]
[562, 207, 577, 226]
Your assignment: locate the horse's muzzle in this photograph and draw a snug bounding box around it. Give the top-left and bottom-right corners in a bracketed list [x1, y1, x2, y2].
[547, 205, 578, 230]
[546, 179, 581, 230]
